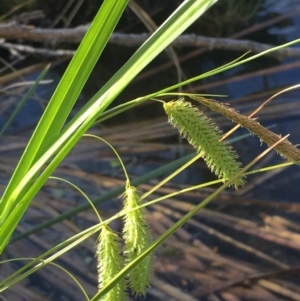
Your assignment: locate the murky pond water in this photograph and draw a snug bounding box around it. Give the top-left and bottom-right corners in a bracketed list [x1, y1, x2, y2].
[1, 1, 300, 300]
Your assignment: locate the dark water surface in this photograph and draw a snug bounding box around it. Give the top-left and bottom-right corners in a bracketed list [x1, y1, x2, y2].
[2, 1, 300, 199]
[1, 1, 300, 300]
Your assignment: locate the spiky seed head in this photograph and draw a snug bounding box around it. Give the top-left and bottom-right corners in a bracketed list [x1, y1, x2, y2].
[123, 186, 153, 296]
[164, 99, 245, 188]
[96, 225, 126, 301]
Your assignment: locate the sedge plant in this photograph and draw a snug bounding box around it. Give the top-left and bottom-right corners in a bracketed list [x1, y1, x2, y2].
[1, 1, 300, 301]
[0, 0, 220, 254]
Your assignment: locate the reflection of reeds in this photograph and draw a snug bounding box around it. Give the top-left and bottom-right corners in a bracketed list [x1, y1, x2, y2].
[164, 99, 245, 188]
[192, 96, 300, 163]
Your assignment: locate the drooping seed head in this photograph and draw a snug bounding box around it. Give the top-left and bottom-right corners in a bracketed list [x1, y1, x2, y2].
[164, 99, 245, 188]
[96, 225, 126, 301]
[123, 186, 153, 296]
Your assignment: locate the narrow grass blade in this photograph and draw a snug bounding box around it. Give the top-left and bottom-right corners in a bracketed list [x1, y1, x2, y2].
[0, 0, 218, 253]
[0, 64, 50, 137]
[0, 0, 128, 222]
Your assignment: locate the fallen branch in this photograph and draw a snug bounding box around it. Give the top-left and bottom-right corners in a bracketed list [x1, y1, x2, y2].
[0, 22, 300, 59]
[0, 39, 75, 57]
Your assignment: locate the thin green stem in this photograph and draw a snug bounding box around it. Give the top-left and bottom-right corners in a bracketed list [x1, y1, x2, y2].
[0, 258, 89, 300]
[49, 176, 102, 223]
[142, 152, 201, 200]
[83, 134, 130, 185]
[0, 223, 103, 291]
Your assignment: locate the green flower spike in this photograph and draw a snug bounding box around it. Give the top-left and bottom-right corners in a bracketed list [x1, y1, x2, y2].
[123, 186, 153, 296]
[96, 225, 126, 301]
[164, 99, 245, 188]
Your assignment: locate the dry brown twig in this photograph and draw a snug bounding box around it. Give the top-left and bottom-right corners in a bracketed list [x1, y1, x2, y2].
[0, 22, 300, 59]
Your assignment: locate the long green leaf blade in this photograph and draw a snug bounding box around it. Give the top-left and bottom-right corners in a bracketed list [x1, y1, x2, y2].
[0, 0, 218, 253]
[0, 0, 128, 223]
